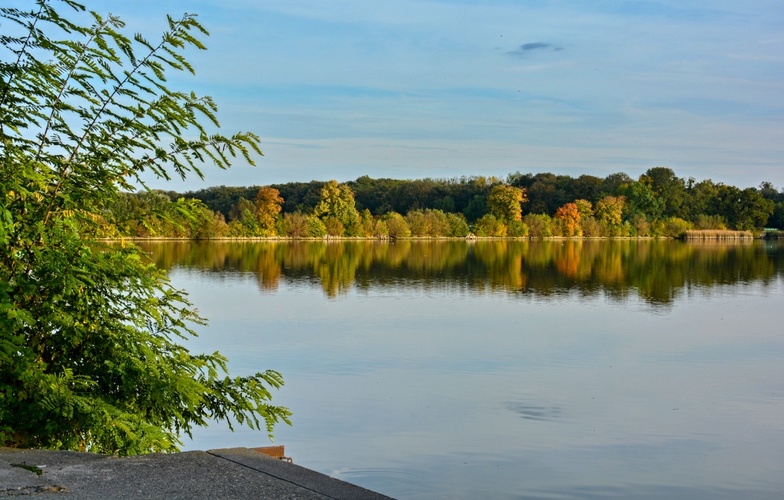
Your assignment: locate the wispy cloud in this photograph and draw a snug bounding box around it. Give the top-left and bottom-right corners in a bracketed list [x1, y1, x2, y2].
[77, 0, 784, 189]
[508, 42, 563, 58]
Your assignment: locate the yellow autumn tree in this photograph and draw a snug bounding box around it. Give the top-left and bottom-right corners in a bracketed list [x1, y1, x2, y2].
[254, 186, 284, 234]
[488, 184, 528, 222]
[574, 199, 593, 220]
[594, 195, 628, 235]
[314, 180, 360, 236]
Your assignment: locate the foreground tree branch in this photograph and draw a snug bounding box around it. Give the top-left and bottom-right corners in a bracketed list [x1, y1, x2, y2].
[0, 0, 288, 455]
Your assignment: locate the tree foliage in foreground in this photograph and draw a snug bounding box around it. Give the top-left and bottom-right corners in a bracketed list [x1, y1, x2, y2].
[0, 1, 290, 454]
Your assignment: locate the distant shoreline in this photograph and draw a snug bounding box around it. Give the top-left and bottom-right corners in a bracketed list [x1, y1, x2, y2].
[103, 229, 771, 242]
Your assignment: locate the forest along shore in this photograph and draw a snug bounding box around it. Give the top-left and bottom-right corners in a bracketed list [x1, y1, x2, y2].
[104, 169, 782, 240]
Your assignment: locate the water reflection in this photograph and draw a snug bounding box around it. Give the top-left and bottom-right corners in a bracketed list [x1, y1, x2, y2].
[139, 239, 784, 306]
[145, 239, 784, 499]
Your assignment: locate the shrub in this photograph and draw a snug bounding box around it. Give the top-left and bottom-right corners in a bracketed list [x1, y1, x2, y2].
[507, 220, 529, 237]
[473, 214, 507, 237]
[446, 213, 471, 237]
[662, 217, 693, 238]
[580, 217, 603, 237]
[523, 214, 553, 238]
[385, 212, 411, 238]
[323, 217, 345, 237]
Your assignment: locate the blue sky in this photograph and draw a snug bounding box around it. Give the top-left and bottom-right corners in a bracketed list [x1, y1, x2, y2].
[53, 2, 784, 189]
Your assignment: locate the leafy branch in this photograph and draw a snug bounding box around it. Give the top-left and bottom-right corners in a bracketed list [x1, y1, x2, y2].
[0, 0, 287, 455]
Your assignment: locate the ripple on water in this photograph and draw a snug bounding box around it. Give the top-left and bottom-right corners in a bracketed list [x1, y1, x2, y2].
[506, 402, 563, 422]
[330, 466, 430, 498]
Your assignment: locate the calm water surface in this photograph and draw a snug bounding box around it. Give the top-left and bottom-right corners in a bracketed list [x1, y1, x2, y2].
[141, 240, 784, 499]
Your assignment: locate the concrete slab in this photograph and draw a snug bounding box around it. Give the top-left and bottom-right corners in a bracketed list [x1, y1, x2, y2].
[0, 447, 394, 499]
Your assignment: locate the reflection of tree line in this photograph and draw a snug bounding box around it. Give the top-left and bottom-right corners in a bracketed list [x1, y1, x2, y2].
[138, 240, 784, 303]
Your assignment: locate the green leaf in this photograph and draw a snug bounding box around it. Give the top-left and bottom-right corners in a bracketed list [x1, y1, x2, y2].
[1, 0, 281, 456]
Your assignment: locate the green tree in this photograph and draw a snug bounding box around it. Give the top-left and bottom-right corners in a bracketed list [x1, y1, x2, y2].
[685, 178, 720, 221]
[525, 173, 566, 214]
[642, 167, 686, 218]
[600, 172, 633, 196]
[0, 2, 289, 454]
[358, 208, 387, 237]
[736, 188, 775, 230]
[569, 175, 603, 203]
[661, 217, 692, 237]
[770, 203, 784, 229]
[594, 196, 627, 235]
[620, 179, 663, 220]
[473, 214, 507, 237]
[445, 212, 470, 237]
[487, 184, 527, 222]
[230, 197, 261, 235]
[712, 185, 774, 230]
[384, 212, 411, 238]
[273, 180, 325, 214]
[405, 209, 450, 237]
[169, 197, 219, 239]
[281, 212, 325, 237]
[463, 194, 488, 222]
[522, 213, 553, 238]
[574, 199, 593, 220]
[314, 180, 360, 236]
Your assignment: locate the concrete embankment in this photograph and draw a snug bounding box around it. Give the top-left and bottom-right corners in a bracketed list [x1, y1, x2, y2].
[0, 447, 394, 499]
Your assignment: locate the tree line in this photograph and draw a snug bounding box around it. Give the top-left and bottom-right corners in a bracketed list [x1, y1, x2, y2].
[107, 167, 784, 239]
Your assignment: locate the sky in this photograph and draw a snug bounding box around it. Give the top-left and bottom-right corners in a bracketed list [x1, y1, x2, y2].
[34, 1, 784, 190]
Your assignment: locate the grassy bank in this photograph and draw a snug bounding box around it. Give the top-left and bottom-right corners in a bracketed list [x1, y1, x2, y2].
[681, 230, 755, 240]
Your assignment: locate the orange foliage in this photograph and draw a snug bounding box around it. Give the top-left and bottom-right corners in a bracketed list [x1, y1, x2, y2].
[555, 202, 581, 236]
[254, 187, 284, 231]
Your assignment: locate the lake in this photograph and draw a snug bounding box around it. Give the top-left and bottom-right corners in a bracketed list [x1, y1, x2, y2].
[139, 239, 784, 499]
